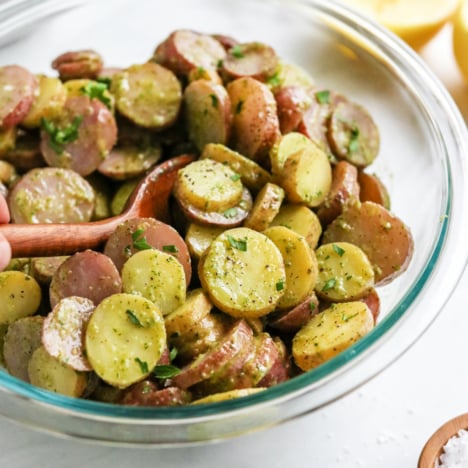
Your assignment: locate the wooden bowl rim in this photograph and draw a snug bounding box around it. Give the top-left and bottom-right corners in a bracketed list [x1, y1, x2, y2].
[419, 413, 468, 468]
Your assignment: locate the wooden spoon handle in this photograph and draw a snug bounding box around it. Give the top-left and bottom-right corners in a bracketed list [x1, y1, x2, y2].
[0, 217, 124, 257]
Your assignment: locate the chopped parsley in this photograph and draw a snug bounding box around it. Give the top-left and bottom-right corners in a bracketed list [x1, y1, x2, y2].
[41, 116, 83, 154]
[332, 244, 345, 257]
[169, 347, 178, 361]
[348, 126, 360, 153]
[315, 89, 331, 104]
[126, 309, 143, 327]
[223, 207, 238, 218]
[209, 93, 219, 108]
[322, 277, 337, 292]
[135, 357, 149, 374]
[230, 44, 245, 58]
[162, 244, 179, 253]
[131, 228, 152, 251]
[153, 364, 181, 379]
[227, 234, 247, 251]
[266, 72, 282, 87]
[81, 81, 112, 108]
[230, 172, 241, 182]
[309, 301, 316, 312]
[342, 311, 359, 322]
[235, 100, 244, 114]
[96, 76, 112, 88]
[276, 279, 285, 291]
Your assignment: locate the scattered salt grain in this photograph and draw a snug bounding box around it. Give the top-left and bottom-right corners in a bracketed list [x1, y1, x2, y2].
[436, 429, 468, 468]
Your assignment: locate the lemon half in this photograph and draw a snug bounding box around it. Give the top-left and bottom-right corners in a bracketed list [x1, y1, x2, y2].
[453, 0, 468, 82]
[342, 0, 461, 49]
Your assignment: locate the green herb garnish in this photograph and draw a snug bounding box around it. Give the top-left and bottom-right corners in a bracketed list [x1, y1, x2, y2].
[230, 172, 241, 182]
[276, 279, 285, 291]
[131, 228, 152, 251]
[227, 235, 247, 251]
[169, 347, 178, 362]
[332, 244, 345, 257]
[342, 312, 359, 322]
[315, 89, 330, 104]
[135, 357, 149, 374]
[230, 44, 245, 58]
[223, 207, 238, 218]
[41, 116, 83, 154]
[81, 81, 112, 109]
[96, 76, 112, 88]
[322, 278, 337, 292]
[235, 100, 244, 114]
[153, 364, 181, 379]
[266, 72, 282, 87]
[309, 302, 316, 312]
[162, 244, 179, 253]
[126, 309, 143, 327]
[209, 93, 219, 108]
[348, 126, 360, 153]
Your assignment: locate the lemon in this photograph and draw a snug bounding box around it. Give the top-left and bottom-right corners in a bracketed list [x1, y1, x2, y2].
[342, 0, 461, 49]
[453, 0, 468, 82]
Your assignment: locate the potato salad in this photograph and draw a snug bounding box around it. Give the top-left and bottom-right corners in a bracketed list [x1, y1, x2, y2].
[0, 29, 414, 406]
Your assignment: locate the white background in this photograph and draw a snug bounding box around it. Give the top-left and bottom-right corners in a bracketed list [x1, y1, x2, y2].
[0, 20, 467, 468]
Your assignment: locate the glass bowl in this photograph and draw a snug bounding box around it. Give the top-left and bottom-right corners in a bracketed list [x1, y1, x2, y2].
[0, 0, 467, 446]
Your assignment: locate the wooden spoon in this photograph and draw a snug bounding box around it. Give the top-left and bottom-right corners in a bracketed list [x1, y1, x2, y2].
[0, 154, 194, 258]
[418, 413, 468, 468]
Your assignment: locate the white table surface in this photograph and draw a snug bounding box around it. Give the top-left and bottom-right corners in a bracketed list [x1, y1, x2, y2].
[0, 23, 467, 468]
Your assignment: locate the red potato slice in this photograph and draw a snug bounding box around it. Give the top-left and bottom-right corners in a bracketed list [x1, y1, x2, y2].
[360, 287, 381, 324]
[49, 250, 122, 308]
[358, 170, 391, 209]
[111, 62, 182, 129]
[274, 85, 313, 134]
[97, 144, 162, 181]
[153, 29, 226, 76]
[40, 95, 117, 176]
[267, 293, 320, 333]
[211, 34, 239, 51]
[317, 160, 360, 226]
[8, 167, 95, 224]
[172, 320, 254, 390]
[52, 49, 103, 80]
[221, 42, 279, 82]
[322, 201, 414, 285]
[227, 77, 280, 162]
[328, 100, 380, 168]
[42, 296, 95, 371]
[3, 315, 44, 382]
[103, 217, 191, 285]
[120, 382, 192, 406]
[0, 126, 16, 158]
[3, 129, 45, 172]
[257, 338, 290, 387]
[184, 79, 232, 151]
[0, 65, 37, 128]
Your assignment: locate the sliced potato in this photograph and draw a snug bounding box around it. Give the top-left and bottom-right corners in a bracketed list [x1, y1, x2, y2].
[110, 178, 139, 215]
[22, 75, 67, 128]
[243, 182, 284, 232]
[277, 141, 332, 207]
[164, 288, 213, 339]
[0, 271, 42, 325]
[31, 256, 68, 286]
[269, 132, 311, 175]
[322, 201, 414, 285]
[42, 296, 95, 371]
[315, 242, 374, 302]
[28, 346, 88, 397]
[276, 61, 315, 90]
[173, 158, 243, 212]
[0, 126, 16, 158]
[358, 171, 390, 209]
[292, 301, 374, 371]
[3, 315, 44, 381]
[85, 293, 166, 388]
[64, 78, 115, 112]
[122, 249, 186, 316]
[185, 223, 225, 259]
[270, 203, 322, 250]
[264, 226, 318, 310]
[199, 227, 285, 318]
[191, 388, 265, 404]
[200, 143, 272, 192]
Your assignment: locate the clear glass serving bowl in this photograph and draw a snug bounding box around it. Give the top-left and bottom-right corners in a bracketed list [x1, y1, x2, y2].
[0, 0, 467, 446]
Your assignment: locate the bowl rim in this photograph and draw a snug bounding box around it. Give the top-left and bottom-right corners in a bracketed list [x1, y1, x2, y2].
[0, 0, 467, 432]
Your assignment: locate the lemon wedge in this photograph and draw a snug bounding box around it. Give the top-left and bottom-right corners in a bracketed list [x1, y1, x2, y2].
[342, 0, 461, 49]
[453, 0, 468, 82]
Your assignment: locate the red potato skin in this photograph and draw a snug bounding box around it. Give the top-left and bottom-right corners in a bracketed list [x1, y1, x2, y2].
[51, 49, 103, 80]
[317, 160, 360, 226]
[267, 294, 320, 334]
[322, 201, 414, 285]
[153, 29, 226, 76]
[211, 34, 239, 51]
[274, 85, 312, 134]
[0, 65, 38, 128]
[49, 250, 122, 308]
[40, 95, 117, 176]
[103, 217, 192, 285]
[171, 320, 254, 390]
[3, 130, 46, 172]
[120, 382, 192, 406]
[358, 170, 391, 209]
[227, 77, 280, 163]
[360, 288, 381, 324]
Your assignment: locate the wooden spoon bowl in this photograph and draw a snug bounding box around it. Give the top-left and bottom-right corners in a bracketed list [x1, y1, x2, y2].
[418, 413, 468, 468]
[0, 154, 194, 257]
